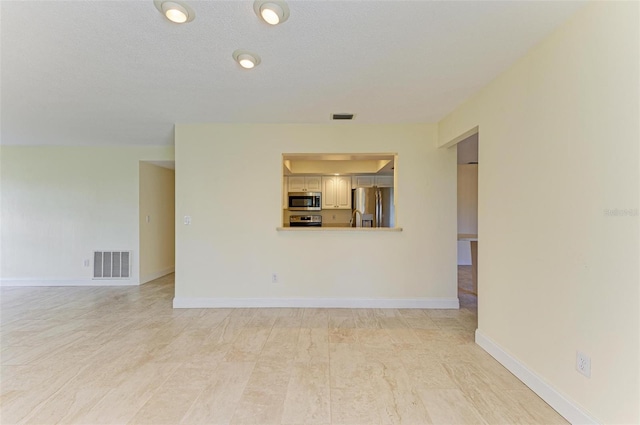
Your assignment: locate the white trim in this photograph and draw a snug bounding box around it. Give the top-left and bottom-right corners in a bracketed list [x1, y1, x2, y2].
[475, 330, 599, 425]
[173, 297, 460, 309]
[140, 266, 175, 284]
[0, 278, 139, 287]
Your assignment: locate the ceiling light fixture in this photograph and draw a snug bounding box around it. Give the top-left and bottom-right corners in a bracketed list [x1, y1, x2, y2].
[154, 1, 195, 24]
[232, 50, 261, 69]
[253, 0, 290, 25]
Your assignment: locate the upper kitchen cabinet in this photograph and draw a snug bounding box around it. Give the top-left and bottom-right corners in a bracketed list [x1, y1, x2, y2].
[351, 175, 394, 188]
[288, 176, 321, 192]
[352, 175, 375, 188]
[375, 176, 394, 187]
[322, 176, 351, 209]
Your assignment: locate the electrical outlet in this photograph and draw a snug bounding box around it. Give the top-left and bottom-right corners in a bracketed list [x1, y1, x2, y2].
[83, 259, 90, 267]
[271, 273, 278, 283]
[576, 351, 591, 378]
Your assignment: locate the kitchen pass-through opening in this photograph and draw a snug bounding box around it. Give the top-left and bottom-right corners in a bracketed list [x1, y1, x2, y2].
[281, 153, 397, 229]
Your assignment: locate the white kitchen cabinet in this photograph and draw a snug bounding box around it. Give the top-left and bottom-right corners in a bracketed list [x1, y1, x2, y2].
[288, 176, 321, 192]
[287, 176, 305, 192]
[322, 176, 351, 209]
[375, 176, 394, 187]
[306, 176, 322, 191]
[351, 175, 375, 188]
[351, 175, 394, 188]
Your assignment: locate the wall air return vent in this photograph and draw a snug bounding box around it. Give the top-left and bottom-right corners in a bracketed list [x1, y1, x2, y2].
[331, 113, 355, 120]
[93, 251, 131, 279]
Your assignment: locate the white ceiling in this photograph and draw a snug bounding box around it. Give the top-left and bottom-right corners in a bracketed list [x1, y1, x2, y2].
[0, 0, 586, 146]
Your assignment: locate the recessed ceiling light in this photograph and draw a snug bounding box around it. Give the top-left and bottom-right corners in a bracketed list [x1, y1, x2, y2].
[232, 50, 261, 69]
[253, 0, 290, 25]
[153, 1, 195, 24]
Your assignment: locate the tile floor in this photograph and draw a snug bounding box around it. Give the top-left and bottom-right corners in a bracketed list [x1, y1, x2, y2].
[0, 268, 567, 424]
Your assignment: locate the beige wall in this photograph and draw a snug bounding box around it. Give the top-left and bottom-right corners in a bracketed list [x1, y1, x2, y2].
[439, 2, 639, 423]
[139, 162, 175, 283]
[0, 146, 174, 285]
[174, 123, 458, 305]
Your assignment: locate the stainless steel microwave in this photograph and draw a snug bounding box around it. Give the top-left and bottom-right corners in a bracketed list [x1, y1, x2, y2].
[288, 192, 321, 211]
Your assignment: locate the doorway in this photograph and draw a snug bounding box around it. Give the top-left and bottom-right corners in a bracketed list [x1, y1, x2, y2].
[456, 133, 478, 311]
[139, 161, 175, 284]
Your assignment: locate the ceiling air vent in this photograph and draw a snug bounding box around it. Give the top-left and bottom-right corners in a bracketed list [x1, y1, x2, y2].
[331, 113, 355, 120]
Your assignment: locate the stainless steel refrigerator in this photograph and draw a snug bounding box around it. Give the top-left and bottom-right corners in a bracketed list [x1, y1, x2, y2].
[351, 187, 395, 228]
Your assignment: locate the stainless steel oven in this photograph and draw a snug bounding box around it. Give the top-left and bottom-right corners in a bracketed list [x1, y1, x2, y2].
[288, 192, 321, 211]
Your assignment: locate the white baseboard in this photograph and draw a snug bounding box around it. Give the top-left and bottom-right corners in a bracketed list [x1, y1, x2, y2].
[475, 330, 598, 425]
[140, 266, 175, 284]
[0, 278, 139, 287]
[173, 297, 460, 309]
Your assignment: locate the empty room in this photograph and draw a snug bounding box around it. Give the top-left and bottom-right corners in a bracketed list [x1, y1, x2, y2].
[1, 1, 638, 424]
